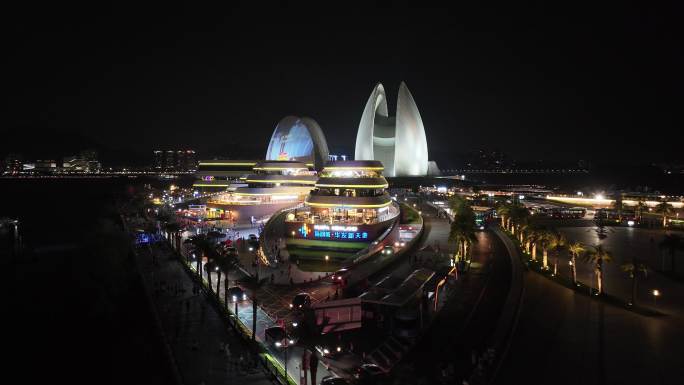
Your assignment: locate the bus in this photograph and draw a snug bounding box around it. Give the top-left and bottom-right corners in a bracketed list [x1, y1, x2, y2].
[472, 206, 495, 230]
[549, 207, 586, 219]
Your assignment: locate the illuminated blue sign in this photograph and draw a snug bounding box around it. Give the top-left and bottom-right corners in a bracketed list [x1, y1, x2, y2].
[297, 224, 368, 240]
[313, 230, 367, 240]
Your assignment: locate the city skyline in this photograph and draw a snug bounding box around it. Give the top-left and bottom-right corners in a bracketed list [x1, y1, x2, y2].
[5, 5, 683, 166]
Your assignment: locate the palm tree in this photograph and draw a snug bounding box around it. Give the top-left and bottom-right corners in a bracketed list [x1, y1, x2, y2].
[449, 198, 478, 262]
[611, 193, 624, 222]
[509, 205, 531, 238]
[621, 258, 648, 305]
[527, 228, 542, 261]
[219, 250, 240, 311]
[241, 275, 267, 341]
[547, 230, 567, 275]
[568, 242, 585, 285]
[659, 233, 683, 273]
[655, 201, 674, 228]
[204, 259, 217, 294]
[164, 222, 182, 251]
[537, 229, 553, 269]
[496, 202, 512, 230]
[634, 198, 647, 223]
[187, 235, 213, 278]
[582, 245, 613, 295]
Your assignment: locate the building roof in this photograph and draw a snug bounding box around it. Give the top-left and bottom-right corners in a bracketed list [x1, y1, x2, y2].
[359, 269, 435, 307]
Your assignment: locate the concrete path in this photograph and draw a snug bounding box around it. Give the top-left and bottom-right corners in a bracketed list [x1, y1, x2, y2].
[136, 242, 273, 385]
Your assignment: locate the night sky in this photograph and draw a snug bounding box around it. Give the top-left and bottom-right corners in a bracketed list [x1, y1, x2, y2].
[5, 4, 683, 166]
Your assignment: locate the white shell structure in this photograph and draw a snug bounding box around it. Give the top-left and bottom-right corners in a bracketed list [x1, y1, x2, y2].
[354, 82, 428, 177]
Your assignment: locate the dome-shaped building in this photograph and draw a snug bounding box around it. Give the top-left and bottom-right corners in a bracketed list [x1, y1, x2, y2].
[265, 116, 330, 171]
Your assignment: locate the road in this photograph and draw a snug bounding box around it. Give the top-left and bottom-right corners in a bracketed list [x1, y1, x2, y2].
[496, 267, 684, 385]
[394, 199, 513, 384]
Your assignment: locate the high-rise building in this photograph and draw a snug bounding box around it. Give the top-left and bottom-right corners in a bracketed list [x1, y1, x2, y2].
[3, 153, 23, 174]
[154, 149, 198, 172]
[154, 150, 164, 171]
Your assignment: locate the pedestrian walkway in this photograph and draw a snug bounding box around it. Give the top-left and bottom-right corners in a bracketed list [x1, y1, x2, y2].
[136, 242, 272, 385]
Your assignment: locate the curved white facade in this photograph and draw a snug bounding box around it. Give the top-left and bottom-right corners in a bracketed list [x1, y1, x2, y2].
[354, 82, 428, 176]
[266, 116, 330, 170]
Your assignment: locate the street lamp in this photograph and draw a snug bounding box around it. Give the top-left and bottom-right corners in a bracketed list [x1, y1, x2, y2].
[283, 339, 296, 383]
[325, 255, 329, 261]
[653, 289, 660, 306]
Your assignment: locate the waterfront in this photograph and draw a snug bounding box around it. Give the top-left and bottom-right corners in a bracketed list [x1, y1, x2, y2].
[2, 178, 174, 385]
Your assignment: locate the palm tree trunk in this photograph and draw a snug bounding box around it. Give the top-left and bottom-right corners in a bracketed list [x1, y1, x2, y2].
[543, 247, 548, 269]
[196, 258, 201, 277]
[216, 271, 222, 298]
[252, 296, 257, 341]
[207, 268, 212, 292]
[224, 274, 229, 311]
[532, 243, 537, 261]
[631, 274, 637, 305]
[662, 214, 667, 228]
[571, 255, 577, 284]
[597, 259, 603, 294]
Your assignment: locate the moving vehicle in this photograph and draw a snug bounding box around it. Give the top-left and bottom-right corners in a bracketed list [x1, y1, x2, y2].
[226, 286, 247, 302]
[331, 268, 350, 283]
[381, 246, 394, 255]
[290, 293, 312, 310]
[264, 326, 295, 349]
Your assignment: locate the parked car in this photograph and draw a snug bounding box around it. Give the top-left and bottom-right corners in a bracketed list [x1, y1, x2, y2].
[320, 375, 350, 385]
[354, 363, 389, 384]
[226, 286, 247, 302]
[264, 326, 295, 349]
[290, 292, 312, 310]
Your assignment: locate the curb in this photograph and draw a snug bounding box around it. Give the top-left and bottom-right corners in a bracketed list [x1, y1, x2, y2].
[486, 227, 525, 384]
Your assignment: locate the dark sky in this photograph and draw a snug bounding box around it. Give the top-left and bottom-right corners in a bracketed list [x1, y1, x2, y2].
[5, 3, 683, 166]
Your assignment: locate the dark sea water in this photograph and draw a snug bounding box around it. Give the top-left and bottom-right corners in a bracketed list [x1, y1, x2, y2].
[2, 177, 173, 385]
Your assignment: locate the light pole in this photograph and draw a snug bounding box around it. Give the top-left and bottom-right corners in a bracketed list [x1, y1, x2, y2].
[653, 289, 660, 306]
[277, 339, 295, 383]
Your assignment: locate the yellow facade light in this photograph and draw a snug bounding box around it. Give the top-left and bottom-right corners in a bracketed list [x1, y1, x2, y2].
[193, 183, 231, 187]
[315, 184, 388, 189]
[323, 166, 384, 171]
[252, 167, 307, 171]
[234, 191, 303, 196]
[245, 179, 316, 184]
[199, 162, 257, 166]
[305, 201, 392, 209]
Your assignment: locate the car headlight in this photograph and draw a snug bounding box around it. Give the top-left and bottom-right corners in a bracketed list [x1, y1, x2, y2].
[289, 304, 293, 309]
[242, 294, 247, 301]
[232, 295, 237, 301]
[275, 342, 282, 347]
[323, 348, 329, 354]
